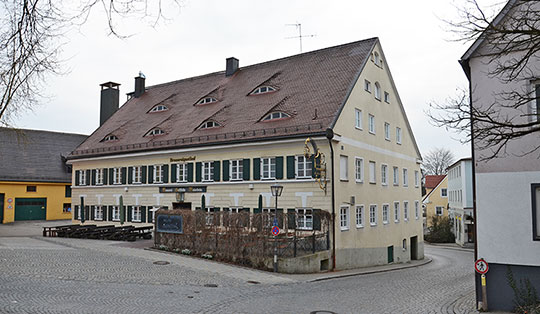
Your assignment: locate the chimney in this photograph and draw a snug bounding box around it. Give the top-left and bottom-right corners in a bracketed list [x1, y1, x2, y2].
[134, 72, 146, 98]
[226, 57, 239, 77]
[99, 82, 120, 126]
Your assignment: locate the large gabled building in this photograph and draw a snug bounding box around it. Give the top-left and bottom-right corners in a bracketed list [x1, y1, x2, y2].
[68, 38, 424, 270]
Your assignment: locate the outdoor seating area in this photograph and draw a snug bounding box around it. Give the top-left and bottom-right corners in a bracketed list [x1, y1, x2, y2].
[43, 224, 152, 241]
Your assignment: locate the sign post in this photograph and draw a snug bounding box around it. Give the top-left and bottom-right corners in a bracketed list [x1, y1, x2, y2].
[475, 258, 489, 311]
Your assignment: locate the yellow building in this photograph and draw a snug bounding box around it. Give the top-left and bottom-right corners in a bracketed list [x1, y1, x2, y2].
[422, 175, 449, 228]
[0, 128, 87, 223]
[68, 38, 424, 270]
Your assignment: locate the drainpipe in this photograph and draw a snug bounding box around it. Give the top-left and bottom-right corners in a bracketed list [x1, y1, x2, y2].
[326, 128, 336, 271]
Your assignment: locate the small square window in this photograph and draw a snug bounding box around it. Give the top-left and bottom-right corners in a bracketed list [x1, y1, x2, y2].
[364, 80, 371, 93]
[26, 186, 36, 192]
[384, 91, 390, 103]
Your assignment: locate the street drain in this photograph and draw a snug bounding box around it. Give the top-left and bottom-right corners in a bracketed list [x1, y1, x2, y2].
[247, 280, 260, 284]
[310, 311, 336, 314]
[153, 261, 170, 265]
[204, 283, 218, 288]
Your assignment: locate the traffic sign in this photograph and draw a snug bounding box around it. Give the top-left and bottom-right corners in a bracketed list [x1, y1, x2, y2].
[271, 226, 280, 236]
[475, 258, 489, 274]
[273, 217, 279, 227]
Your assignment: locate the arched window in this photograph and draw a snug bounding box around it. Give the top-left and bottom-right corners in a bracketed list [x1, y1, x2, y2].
[262, 112, 290, 121]
[196, 97, 217, 105]
[145, 128, 165, 136]
[199, 120, 221, 129]
[102, 134, 118, 142]
[149, 104, 168, 113]
[250, 86, 276, 95]
[374, 52, 381, 66]
[374, 82, 381, 100]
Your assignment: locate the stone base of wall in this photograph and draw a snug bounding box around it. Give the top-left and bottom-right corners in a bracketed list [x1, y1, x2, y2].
[264, 250, 332, 273]
[335, 241, 425, 270]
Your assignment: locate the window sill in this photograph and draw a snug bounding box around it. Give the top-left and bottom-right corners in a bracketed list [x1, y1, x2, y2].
[340, 179, 349, 182]
[397, 142, 402, 145]
[370, 223, 377, 227]
[369, 131, 376, 135]
[369, 181, 376, 184]
[383, 221, 389, 225]
[394, 220, 400, 223]
[355, 180, 363, 184]
[385, 138, 390, 141]
[356, 225, 364, 229]
[340, 227, 350, 231]
[355, 126, 363, 131]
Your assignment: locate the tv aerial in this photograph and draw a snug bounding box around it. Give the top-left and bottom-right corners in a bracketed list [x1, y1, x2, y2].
[286, 23, 316, 53]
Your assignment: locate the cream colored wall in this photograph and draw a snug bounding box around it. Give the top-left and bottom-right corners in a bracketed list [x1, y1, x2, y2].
[423, 176, 449, 227]
[331, 42, 423, 252]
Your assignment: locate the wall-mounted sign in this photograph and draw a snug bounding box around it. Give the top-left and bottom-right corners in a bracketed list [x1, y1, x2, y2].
[7, 198, 13, 203]
[170, 156, 196, 162]
[156, 214, 183, 234]
[159, 186, 207, 193]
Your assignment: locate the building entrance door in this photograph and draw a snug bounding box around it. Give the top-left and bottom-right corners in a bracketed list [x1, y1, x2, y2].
[172, 202, 192, 210]
[410, 236, 418, 260]
[387, 245, 394, 263]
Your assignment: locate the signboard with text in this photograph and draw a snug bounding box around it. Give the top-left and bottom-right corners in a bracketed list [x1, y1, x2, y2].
[159, 186, 207, 193]
[156, 214, 183, 234]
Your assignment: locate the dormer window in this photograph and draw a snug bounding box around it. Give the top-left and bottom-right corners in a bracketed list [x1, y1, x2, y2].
[199, 120, 221, 129]
[145, 128, 165, 137]
[262, 112, 290, 121]
[196, 97, 217, 105]
[149, 104, 168, 113]
[102, 134, 118, 142]
[251, 86, 276, 95]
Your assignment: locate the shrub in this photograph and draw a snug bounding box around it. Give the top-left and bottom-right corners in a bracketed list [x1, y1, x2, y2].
[425, 216, 455, 243]
[507, 266, 540, 314]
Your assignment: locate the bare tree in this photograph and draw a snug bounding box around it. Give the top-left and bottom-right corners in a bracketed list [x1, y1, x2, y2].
[422, 147, 456, 175]
[0, 0, 182, 126]
[428, 0, 540, 161]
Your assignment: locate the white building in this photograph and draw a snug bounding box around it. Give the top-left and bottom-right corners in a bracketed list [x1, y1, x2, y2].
[447, 158, 473, 247]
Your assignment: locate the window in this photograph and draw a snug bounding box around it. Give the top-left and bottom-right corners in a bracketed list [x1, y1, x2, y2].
[26, 186, 36, 192]
[396, 127, 402, 144]
[403, 169, 408, 187]
[230, 160, 243, 181]
[355, 205, 364, 228]
[369, 161, 376, 184]
[340, 155, 348, 181]
[532, 184, 540, 240]
[384, 122, 390, 140]
[261, 157, 276, 179]
[145, 128, 165, 136]
[369, 205, 377, 226]
[96, 169, 104, 185]
[153, 165, 163, 183]
[394, 202, 400, 223]
[63, 203, 71, 213]
[202, 162, 214, 182]
[369, 114, 375, 134]
[415, 201, 420, 220]
[297, 208, 313, 230]
[436, 206, 444, 216]
[78, 170, 86, 186]
[133, 166, 142, 184]
[113, 168, 121, 185]
[384, 91, 390, 103]
[355, 109, 363, 129]
[403, 239, 407, 250]
[102, 134, 118, 142]
[112, 206, 120, 221]
[441, 188, 448, 197]
[196, 97, 217, 105]
[340, 206, 350, 230]
[364, 79, 371, 92]
[382, 204, 389, 224]
[94, 206, 104, 220]
[262, 112, 290, 121]
[251, 86, 276, 95]
[176, 164, 187, 182]
[76, 206, 81, 220]
[132, 206, 142, 222]
[404, 201, 409, 221]
[393, 167, 399, 185]
[296, 155, 312, 178]
[374, 82, 381, 100]
[149, 104, 168, 112]
[355, 157, 364, 182]
[374, 52, 381, 66]
[414, 171, 419, 188]
[381, 164, 388, 186]
[199, 120, 220, 129]
[65, 185, 71, 197]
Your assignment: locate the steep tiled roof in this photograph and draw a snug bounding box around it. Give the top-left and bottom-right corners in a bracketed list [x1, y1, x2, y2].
[425, 175, 446, 190]
[70, 38, 378, 159]
[0, 128, 87, 182]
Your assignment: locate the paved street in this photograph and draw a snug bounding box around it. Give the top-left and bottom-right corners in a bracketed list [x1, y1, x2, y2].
[0, 222, 480, 314]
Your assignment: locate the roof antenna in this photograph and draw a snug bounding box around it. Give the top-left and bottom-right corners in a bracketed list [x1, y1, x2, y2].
[286, 23, 316, 53]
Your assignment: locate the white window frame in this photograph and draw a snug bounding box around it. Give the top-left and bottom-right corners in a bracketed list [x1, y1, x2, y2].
[202, 161, 214, 182]
[355, 205, 364, 228]
[436, 206, 444, 216]
[94, 205, 103, 221]
[393, 166, 399, 186]
[79, 170, 86, 186]
[374, 82, 381, 100]
[153, 165, 163, 183]
[96, 169, 103, 185]
[230, 159, 243, 181]
[394, 201, 400, 223]
[384, 91, 390, 103]
[415, 201, 420, 220]
[340, 205, 350, 231]
[384, 122, 390, 140]
[296, 155, 312, 178]
[260, 157, 276, 180]
[132, 206, 142, 222]
[369, 204, 377, 226]
[76, 206, 81, 220]
[112, 206, 120, 221]
[297, 208, 313, 230]
[355, 108, 363, 130]
[355, 157, 363, 183]
[368, 114, 375, 134]
[177, 163, 188, 182]
[133, 166, 142, 184]
[369, 161, 376, 184]
[414, 171, 419, 188]
[113, 167, 121, 185]
[364, 79, 371, 92]
[441, 188, 448, 197]
[404, 201, 409, 221]
[381, 164, 388, 186]
[382, 204, 389, 224]
[396, 127, 402, 144]
[340, 155, 348, 181]
[403, 168, 408, 187]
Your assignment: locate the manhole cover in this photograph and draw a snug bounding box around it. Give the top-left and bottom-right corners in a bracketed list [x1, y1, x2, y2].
[310, 311, 336, 314]
[247, 280, 260, 284]
[153, 261, 170, 265]
[204, 283, 218, 288]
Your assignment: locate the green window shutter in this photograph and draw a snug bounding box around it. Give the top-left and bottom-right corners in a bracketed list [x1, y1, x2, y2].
[195, 162, 202, 182]
[108, 168, 114, 185]
[222, 160, 230, 181]
[242, 159, 250, 180]
[187, 163, 194, 182]
[141, 206, 146, 223]
[75, 171, 80, 186]
[103, 168, 108, 185]
[90, 206, 95, 220]
[91, 170, 96, 185]
[74, 205, 79, 220]
[287, 156, 295, 179]
[128, 167, 133, 184]
[287, 209, 296, 230]
[313, 209, 321, 230]
[276, 157, 284, 179]
[171, 164, 177, 183]
[108, 206, 113, 221]
[65, 185, 71, 198]
[85, 170, 91, 185]
[102, 206, 107, 221]
[121, 167, 127, 184]
[127, 206, 132, 222]
[253, 158, 261, 180]
[147, 206, 153, 223]
[163, 164, 169, 183]
[253, 207, 262, 214]
[148, 166, 154, 184]
[213, 161, 220, 182]
[277, 208, 284, 228]
[141, 166, 147, 184]
[312, 154, 321, 178]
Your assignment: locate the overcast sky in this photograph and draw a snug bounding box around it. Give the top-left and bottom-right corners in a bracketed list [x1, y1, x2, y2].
[11, 0, 503, 159]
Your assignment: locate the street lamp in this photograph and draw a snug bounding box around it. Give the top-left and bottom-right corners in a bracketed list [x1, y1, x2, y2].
[270, 184, 283, 272]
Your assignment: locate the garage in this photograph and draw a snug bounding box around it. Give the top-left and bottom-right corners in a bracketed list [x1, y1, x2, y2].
[15, 198, 47, 221]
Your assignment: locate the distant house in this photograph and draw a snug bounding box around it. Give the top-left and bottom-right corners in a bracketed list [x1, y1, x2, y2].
[447, 158, 473, 247]
[0, 128, 87, 223]
[422, 175, 448, 229]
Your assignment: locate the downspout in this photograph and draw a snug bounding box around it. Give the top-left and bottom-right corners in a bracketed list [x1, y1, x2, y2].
[326, 128, 336, 271]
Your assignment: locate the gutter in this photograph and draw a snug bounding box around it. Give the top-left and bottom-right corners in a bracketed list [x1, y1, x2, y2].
[326, 128, 337, 271]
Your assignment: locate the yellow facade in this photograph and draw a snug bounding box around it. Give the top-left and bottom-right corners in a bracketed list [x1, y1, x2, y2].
[422, 176, 449, 227]
[0, 181, 72, 223]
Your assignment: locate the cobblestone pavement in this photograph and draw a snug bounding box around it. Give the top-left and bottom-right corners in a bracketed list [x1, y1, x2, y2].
[0, 234, 483, 314]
